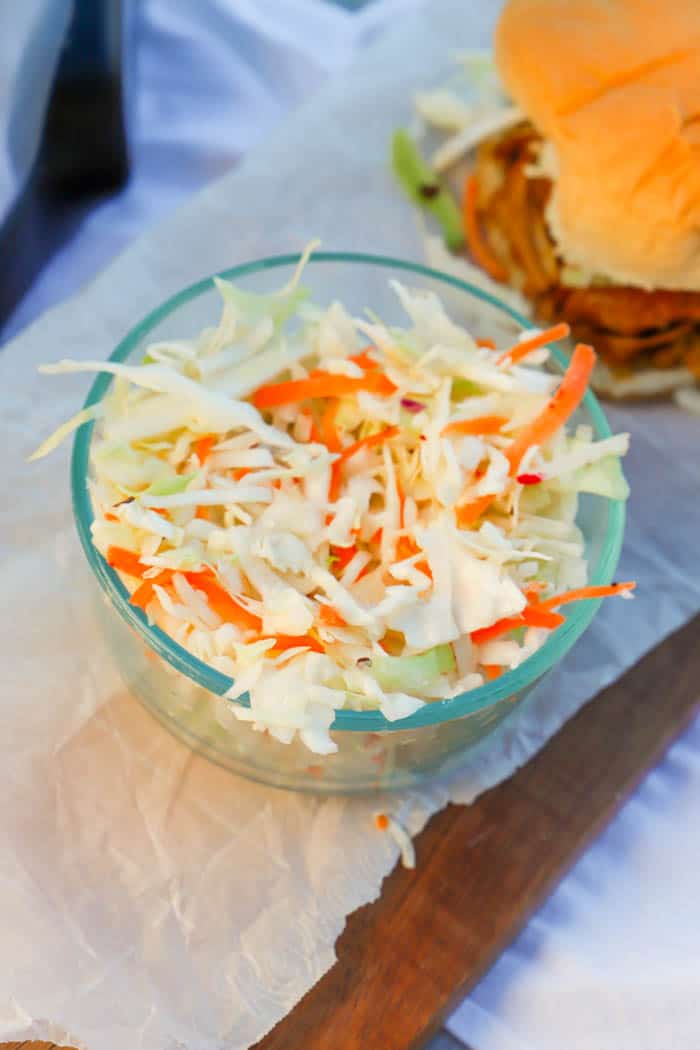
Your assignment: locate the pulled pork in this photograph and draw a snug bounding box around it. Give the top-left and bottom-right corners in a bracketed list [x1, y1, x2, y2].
[473, 122, 700, 380]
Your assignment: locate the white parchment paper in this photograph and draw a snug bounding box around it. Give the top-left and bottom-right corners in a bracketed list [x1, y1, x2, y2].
[2, 2, 700, 1047]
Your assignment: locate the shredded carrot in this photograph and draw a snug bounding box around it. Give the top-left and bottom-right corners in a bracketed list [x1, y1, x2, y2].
[463, 175, 508, 282]
[349, 348, 379, 370]
[505, 343, 596, 475]
[522, 605, 566, 630]
[374, 813, 389, 831]
[471, 602, 565, 644]
[265, 634, 325, 654]
[471, 616, 524, 645]
[106, 546, 148, 578]
[538, 581, 636, 611]
[415, 560, 433, 580]
[370, 527, 383, 545]
[318, 605, 348, 628]
[396, 474, 405, 529]
[455, 495, 494, 528]
[496, 323, 571, 367]
[183, 570, 262, 632]
[320, 399, 342, 452]
[251, 370, 396, 409]
[329, 426, 399, 502]
[483, 664, 504, 680]
[475, 337, 496, 349]
[232, 467, 253, 481]
[395, 535, 433, 580]
[442, 414, 508, 438]
[396, 535, 420, 560]
[104, 512, 119, 523]
[130, 581, 155, 610]
[195, 505, 211, 520]
[193, 434, 217, 464]
[330, 544, 358, 573]
[129, 571, 172, 611]
[523, 581, 547, 600]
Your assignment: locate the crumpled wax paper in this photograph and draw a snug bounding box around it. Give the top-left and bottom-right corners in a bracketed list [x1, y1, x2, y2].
[2, 1, 700, 1047]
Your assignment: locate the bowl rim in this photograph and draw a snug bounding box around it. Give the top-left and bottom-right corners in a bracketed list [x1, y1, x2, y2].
[71, 250, 625, 732]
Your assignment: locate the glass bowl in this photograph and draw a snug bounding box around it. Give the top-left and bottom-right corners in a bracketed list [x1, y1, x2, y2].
[71, 253, 625, 794]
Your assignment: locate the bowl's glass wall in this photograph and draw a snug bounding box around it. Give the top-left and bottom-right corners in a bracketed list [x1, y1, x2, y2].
[72, 254, 624, 793]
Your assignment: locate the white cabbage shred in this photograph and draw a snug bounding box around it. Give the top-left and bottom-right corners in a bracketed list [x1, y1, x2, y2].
[34, 255, 629, 755]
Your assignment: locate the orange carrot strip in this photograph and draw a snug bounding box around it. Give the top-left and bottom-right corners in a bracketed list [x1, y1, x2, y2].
[251, 371, 396, 409]
[350, 348, 379, 370]
[396, 535, 420, 560]
[106, 546, 148, 578]
[195, 506, 212, 521]
[129, 571, 172, 611]
[370, 527, 383, 545]
[471, 601, 566, 644]
[497, 322, 571, 367]
[522, 605, 566, 630]
[265, 634, 325, 654]
[442, 415, 508, 438]
[537, 581, 636, 611]
[318, 605, 348, 628]
[396, 474, 405, 529]
[463, 175, 508, 282]
[505, 343, 596, 475]
[129, 580, 157, 610]
[523, 581, 547, 600]
[193, 434, 217, 463]
[321, 400, 342, 452]
[104, 512, 119, 523]
[395, 535, 433, 580]
[183, 570, 262, 632]
[329, 426, 399, 502]
[455, 494, 494, 528]
[374, 813, 389, 831]
[475, 337, 496, 349]
[330, 544, 358, 573]
[483, 664, 504, 680]
[471, 616, 524, 645]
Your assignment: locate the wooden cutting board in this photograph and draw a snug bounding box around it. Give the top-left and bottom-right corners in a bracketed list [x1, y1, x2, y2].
[5, 615, 698, 1050]
[255, 613, 700, 1049]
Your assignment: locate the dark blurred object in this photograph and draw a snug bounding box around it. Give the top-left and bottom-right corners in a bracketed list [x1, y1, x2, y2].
[40, 0, 129, 195]
[0, 0, 129, 334]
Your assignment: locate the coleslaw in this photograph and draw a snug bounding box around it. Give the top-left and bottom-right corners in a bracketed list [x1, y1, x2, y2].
[33, 249, 633, 754]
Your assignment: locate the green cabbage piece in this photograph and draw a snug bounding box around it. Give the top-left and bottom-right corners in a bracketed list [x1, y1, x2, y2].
[145, 471, 197, 497]
[557, 456, 629, 501]
[391, 129, 464, 251]
[369, 644, 456, 694]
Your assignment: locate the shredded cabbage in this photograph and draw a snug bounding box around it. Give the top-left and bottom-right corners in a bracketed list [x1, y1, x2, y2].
[33, 254, 630, 755]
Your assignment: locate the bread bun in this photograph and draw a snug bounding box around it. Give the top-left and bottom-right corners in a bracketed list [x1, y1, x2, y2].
[494, 0, 700, 291]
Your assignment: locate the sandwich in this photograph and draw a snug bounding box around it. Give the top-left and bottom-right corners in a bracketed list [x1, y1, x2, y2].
[393, 0, 700, 401]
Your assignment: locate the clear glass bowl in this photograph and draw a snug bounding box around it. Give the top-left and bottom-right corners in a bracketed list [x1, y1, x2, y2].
[71, 253, 625, 794]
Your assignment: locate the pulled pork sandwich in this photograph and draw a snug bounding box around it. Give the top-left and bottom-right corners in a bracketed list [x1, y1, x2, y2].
[395, 0, 700, 401]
